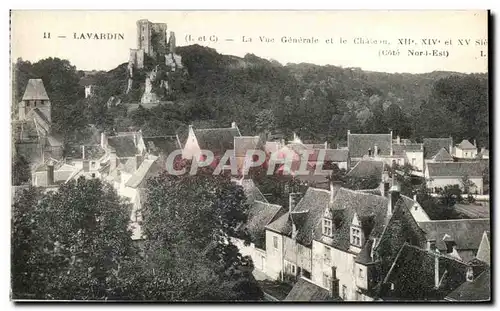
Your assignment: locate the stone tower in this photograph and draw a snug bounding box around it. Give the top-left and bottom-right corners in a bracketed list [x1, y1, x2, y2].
[18, 78, 51, 123]
[136, 19, 168, 60]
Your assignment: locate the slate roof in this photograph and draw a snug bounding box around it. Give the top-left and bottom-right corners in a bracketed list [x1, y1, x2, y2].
[46, 135, 63, 147]
[309, 149, 349, 162]
[242, 200, 283, 245]
[107, 135, 138, 157]
[143, 136, 180, 156]
[346, 159, 384, 178]
[454, 203, 490, 219]
[426, 162, 483, 177]
[417, 219, 490, 252]
[315, 188, 389, 251]
[423, 138, 453, 159]
[125, 156, 160, 188]
[22, 79, 50, 101]
[234, 136, 263, 157]
[432, 147, 454, 162]
[194, 127, 241, 155]
[457, 140, 477, 150]
[284, 278, 333, 301]
[83, 145, 106, 160]
[445, 268, 491, 301]
[348, 133, 392, 158]
[27, 108, 50, 132]
[380, 243, 469, 300]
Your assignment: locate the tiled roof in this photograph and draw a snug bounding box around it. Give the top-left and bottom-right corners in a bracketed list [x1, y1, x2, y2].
[284, 278, 333, 301]
[454, 203, 490, 219]
[348, 133, 392, 158]
[355, 239, 375, 264]
[417, 219, 490, 252]
[241, 179, 268, 204]
[445, 268, 490, 301]
[143, 136, 180, 156]
[457, 140, 476, 150]
[46, 135, 63, 147]
[432, 147, 454, 162]
[124, 156, 160, 188]
[83, 145, 106, 160]
[118, 157, 140, 174]
[346, 159, 384, 178]
[108, 135, 138, 157]
[426, 162, 483, 177]
[265, 210, 292, 236]
[475, 231, 490, 265]
[423, 138, 453, 159]
[28, 108, 50, 132]
[242, 200, 283, 246]
[22, 79, 49, 101]
[234, 136, 263, 157]
[380, 243, 469, 300]
[194, 127, 241, 155]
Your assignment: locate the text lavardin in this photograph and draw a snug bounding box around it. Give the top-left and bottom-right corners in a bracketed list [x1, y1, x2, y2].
[73, 32, 125, 40]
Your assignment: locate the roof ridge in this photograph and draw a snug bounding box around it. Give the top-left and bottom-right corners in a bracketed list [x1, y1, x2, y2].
[195, 127, 236, 131]
[254, 200, 280, 208]
[349, 133, 391, 136]
[144, 135, 177, 138]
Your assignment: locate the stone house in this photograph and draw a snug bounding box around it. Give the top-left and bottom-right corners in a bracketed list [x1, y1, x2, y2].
[182, 122, 241, 161]
[454, 139, 478, 159]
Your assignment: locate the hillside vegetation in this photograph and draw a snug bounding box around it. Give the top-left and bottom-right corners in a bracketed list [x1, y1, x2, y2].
[13, 45, 489, 148]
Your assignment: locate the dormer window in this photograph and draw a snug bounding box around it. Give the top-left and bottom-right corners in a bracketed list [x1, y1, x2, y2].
[323, 219, 333, 237]
[351, 227, 362, 247]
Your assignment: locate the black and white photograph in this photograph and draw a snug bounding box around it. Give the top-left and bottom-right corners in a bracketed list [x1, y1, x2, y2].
[9, 10, 490, 302]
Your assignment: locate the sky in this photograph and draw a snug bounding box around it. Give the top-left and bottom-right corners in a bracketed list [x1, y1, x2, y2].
[11, 10, 488, 73]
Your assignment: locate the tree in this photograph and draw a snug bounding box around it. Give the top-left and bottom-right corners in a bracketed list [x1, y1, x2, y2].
[460, 174, 475, 195]
[12, 154, 31, 185]
[255, 109, 277, 135]
[11, 177, 137, 300]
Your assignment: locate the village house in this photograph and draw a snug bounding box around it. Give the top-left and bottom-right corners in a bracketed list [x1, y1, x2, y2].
[478, 147, 489, 160]
[424, 162, 484, 194]
[234, 136, 265, 175]
[182, 122, 241, 160]
[454, 139, 478, 159]
[347, 130, 396, 168]
[426, 147, 454, 163]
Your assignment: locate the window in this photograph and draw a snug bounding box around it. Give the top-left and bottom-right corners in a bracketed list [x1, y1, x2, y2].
[273, 236, 278, 249]
[342, 285, 347, 300]
[412, 158, 416, 166]
[465, 152, 468, 157]
[323, 273, 330, 288]
[91, 173, 96, 178]
[351, 227, 362, 247]
[291, 264, 296, 275]
[359, 268, 364, 279]
[324, 245, 331, 263]
[323, 219, 332, 236]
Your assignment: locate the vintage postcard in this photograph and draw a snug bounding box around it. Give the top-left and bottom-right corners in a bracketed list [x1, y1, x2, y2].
[10, 10, 490, 302]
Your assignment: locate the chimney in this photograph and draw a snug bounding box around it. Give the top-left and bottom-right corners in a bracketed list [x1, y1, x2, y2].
[47, 164, 54, 186]
[466, 266, 474, 282]
[331, 266, 340, 298]
[473, 139, 477, 147]
[231, 121, 237, 129]
[397, 135, 401, 144]
[370, 238, 377, 260]
[289, 192, 300, 214]
[82, 145, 86, 160]
[324, 141, 328, 149]
[381, 171, 390, 197]
[387, 179, 401, 218]
[374, 145, 378, 157]
[100, 132, 108, 149]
